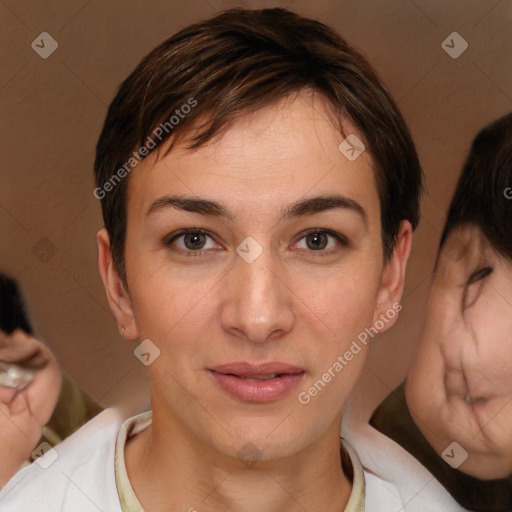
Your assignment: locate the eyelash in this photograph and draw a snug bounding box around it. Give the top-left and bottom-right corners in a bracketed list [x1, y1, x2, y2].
[462, 265, 493, 310]
[467, 266, 493, 285]
[163, 228, 349, 258]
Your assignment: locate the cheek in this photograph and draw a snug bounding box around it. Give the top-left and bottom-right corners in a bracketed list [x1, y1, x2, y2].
[131, 263, 215, 341]
[321, 267, 380, 335]
[129, 269, 224, 392]
[468, 308, 512, 388]
[295, 268, 379, 376]
[423, 287, 464, 358]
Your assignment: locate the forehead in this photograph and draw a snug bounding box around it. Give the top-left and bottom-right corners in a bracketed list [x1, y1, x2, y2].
[437, 224, 512, 283]
[126, 92, 380, 224]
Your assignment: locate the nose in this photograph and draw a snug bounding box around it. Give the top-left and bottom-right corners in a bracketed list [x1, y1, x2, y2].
[220, 244, 295, 344]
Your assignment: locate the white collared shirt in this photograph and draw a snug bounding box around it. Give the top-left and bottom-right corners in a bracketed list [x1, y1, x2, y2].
[0, 407, 397, 511]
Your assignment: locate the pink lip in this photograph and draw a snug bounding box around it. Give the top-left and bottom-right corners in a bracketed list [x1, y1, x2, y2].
[209, 362, 305, 402]
[210, 362, 304, 376]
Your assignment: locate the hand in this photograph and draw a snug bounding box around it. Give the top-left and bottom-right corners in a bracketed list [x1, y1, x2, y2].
[0, 329, 62, 486]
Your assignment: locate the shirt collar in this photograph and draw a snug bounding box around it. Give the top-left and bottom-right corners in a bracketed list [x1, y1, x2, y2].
[114, 412, 365, 512]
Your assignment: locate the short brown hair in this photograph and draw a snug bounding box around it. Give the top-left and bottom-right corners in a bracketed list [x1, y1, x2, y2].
[94, 7, 423, 282]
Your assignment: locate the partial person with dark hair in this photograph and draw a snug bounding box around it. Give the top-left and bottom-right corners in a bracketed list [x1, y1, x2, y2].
[0, 273, 35, 336]
[343, 112, 512, 511]
[1, 8, 422, 511]
[0, 273, 102, 488]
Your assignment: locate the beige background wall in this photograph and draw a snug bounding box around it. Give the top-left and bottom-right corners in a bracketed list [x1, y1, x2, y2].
[1, 0, 511, 416]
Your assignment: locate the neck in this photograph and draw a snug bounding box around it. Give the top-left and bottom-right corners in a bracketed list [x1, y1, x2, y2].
[124, 410, 352, 512]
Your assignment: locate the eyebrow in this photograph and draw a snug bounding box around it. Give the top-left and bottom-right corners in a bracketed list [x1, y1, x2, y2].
[146, 194, 367, 224]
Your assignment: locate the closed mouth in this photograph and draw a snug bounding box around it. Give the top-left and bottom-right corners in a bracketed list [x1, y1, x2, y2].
[216, 371, 304, 381]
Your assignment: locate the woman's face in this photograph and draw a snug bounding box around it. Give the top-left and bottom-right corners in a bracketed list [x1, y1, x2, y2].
[406, 224, 512, 479]
[102, 91, 409, 462]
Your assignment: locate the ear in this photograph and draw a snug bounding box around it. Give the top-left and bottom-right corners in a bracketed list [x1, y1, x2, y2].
[372, 220, 413, 331]
[97, 228, 138, 339]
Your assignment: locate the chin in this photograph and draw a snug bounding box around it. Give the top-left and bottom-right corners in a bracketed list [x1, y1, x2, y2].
[210, 422, 307, 463]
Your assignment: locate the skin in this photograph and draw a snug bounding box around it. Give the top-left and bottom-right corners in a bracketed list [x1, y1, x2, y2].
[98, 91, 412, 512]
[0, 329, 62, 486]
[406, 224, 512, 481]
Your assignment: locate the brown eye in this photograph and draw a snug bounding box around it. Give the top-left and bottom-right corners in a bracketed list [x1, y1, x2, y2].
[462, 266, 493, 310]
[163, 229, 221, 257]
[183, 232, 207, 250]
[306, 232, 329, 250]
[295, 229, 349, 253]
